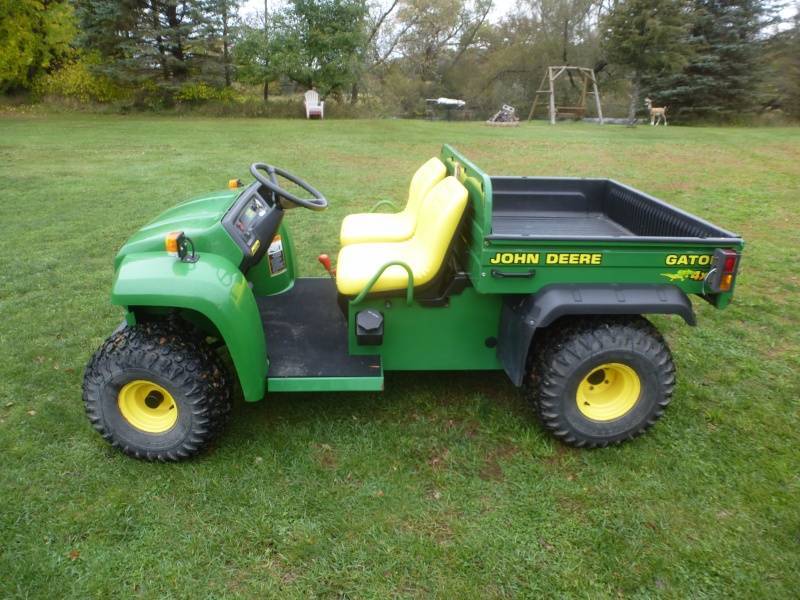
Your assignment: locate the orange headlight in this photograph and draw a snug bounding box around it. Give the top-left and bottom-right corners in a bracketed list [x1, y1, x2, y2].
[165, 231, 183, 256]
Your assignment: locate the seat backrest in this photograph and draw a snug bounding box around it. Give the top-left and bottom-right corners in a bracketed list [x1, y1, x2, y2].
[409, 176, 468, 272]
[405, 157, 447, 216]
[304, 89, 320, 106]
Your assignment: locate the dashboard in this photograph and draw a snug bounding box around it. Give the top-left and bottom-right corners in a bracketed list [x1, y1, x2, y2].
[234, 194, 269, 244]
[222, 184, 284, 271]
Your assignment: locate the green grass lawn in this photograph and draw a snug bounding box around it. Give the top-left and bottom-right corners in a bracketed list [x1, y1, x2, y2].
[1, 114, 798, 598]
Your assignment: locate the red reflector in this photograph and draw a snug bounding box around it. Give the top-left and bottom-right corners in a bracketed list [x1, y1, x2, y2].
[723, 255, 737, 273]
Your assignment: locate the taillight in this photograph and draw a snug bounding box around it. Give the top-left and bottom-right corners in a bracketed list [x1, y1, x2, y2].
[723, 254, 737, 273]
[708, 248, 739, 293]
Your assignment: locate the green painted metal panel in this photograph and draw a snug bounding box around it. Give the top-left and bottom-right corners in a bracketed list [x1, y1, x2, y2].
[111, 252, 267, 402]
[268, 375, 383, 392]
[349, 287, 504, 371]
[440, 145, 494, 289]
[440, 144, 493, 235]
[114, 189, 244, 271]
[473, 243, 743, 307]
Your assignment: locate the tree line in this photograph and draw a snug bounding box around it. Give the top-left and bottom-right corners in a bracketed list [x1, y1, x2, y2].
[1, 0, 798, 122]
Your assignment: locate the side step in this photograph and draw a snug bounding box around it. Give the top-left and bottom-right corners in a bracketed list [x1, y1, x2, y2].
[268, 371, 383, 393]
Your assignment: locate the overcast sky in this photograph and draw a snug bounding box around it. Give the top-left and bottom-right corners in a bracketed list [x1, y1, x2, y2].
[240, 0, 798, 30]
[239, 0, 522, 23]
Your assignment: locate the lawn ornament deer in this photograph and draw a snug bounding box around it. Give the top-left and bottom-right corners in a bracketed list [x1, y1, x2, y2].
[644, 98, 667, 126]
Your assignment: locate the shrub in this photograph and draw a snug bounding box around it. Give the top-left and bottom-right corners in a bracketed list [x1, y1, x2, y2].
[32, 58, 123, 104]
[175, 83, 243, 105]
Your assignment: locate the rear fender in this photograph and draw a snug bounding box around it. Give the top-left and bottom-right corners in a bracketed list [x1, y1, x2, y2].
[498, 284, 695, 386]
[111, 252, 267, 401]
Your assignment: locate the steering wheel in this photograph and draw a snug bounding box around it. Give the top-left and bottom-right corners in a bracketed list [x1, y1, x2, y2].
[250, 163, 328, 211]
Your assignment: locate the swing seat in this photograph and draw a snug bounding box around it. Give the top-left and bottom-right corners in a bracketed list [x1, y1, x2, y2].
[556, 106, 586, 119]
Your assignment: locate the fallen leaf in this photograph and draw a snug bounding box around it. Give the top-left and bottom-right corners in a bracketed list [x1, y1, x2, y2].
[68, 549, 80, 561]
[27, 410, 36, 416]
[375, 490, 384, 497]
[4, 402, 14, 408]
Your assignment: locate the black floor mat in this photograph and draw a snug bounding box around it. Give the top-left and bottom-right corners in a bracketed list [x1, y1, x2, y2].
[256, 278, 381, 378]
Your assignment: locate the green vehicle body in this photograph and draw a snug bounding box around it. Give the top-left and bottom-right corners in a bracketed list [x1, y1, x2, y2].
[110, 145, 743, 401]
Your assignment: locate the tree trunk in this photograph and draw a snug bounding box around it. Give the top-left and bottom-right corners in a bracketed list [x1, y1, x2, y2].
[264, 0, 269, 103]
[222, 4, 231, 87]
[151, 2, 168, 81]
[627, 75, 640, 127]
[165, 3, 186, 80]
[350, 81, 359, 105]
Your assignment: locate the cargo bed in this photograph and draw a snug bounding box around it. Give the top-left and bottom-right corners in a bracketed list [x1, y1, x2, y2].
[489, 176, 739, 243]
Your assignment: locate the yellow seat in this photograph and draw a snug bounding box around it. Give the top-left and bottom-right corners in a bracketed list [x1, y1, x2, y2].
[336, 176, 468, 296]
[339, 157, 447, 245]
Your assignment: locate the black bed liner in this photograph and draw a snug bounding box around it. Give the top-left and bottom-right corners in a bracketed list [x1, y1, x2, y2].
[257, 278, 380, 378]
[489, 177, 741, 243]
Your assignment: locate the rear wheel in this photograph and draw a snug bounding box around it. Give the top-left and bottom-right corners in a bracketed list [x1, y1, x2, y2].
[526, 316, 675, 448]
[83, 320, 232, 461]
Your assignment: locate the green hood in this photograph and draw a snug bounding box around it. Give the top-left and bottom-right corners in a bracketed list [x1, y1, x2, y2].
[114, 189, 244, 271]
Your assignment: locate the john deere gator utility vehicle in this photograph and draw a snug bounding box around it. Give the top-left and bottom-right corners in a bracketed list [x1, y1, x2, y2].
[83, 146, 743, 460]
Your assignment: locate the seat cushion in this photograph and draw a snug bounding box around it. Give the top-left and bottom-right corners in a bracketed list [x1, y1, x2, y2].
[338, 157, 446, 245]
[339, 212, 415, 247]
[336, 176, 468, 296]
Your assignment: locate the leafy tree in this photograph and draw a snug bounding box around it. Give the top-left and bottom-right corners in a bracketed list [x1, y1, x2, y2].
[269, 0, 368, 95]
[197, 0, 241, 87]
[763, 12, 800, 120]
[75, 0, 192, 85]
[234, 16, 278, 100]
[396, 0, 467, 82]
[601, 0, 691, 123]
[645, 0, 772, 121]
[0, 0, 77, 92]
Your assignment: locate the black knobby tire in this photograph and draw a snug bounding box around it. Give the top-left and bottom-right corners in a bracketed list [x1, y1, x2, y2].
[83, 320, 232, 461]
[526, 316, 676, 448]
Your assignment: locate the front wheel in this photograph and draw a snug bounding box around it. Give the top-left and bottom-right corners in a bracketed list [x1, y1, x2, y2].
[83, 321, 232, 461]
[527, 316, 676, 448]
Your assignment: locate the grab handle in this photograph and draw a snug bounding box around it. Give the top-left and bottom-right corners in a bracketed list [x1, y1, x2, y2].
[351, 261, 414, 306]
[491, 268, 535, 279]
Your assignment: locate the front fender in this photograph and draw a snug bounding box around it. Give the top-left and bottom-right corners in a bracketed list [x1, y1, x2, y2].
[111, 252, 267, 401]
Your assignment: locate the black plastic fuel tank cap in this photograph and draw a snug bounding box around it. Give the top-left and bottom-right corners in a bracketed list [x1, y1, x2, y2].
[356, 310, 384, 345]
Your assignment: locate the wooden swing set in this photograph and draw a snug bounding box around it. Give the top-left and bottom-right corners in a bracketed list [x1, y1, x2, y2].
[527, 66, 604, 125]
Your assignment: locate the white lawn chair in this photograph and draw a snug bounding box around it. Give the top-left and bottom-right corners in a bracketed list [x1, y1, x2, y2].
[304, 89, 324, 119]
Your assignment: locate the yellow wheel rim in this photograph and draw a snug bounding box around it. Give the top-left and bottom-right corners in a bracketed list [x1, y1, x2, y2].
[576, 363, 641, 421]
[117, 380, 178, 433]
